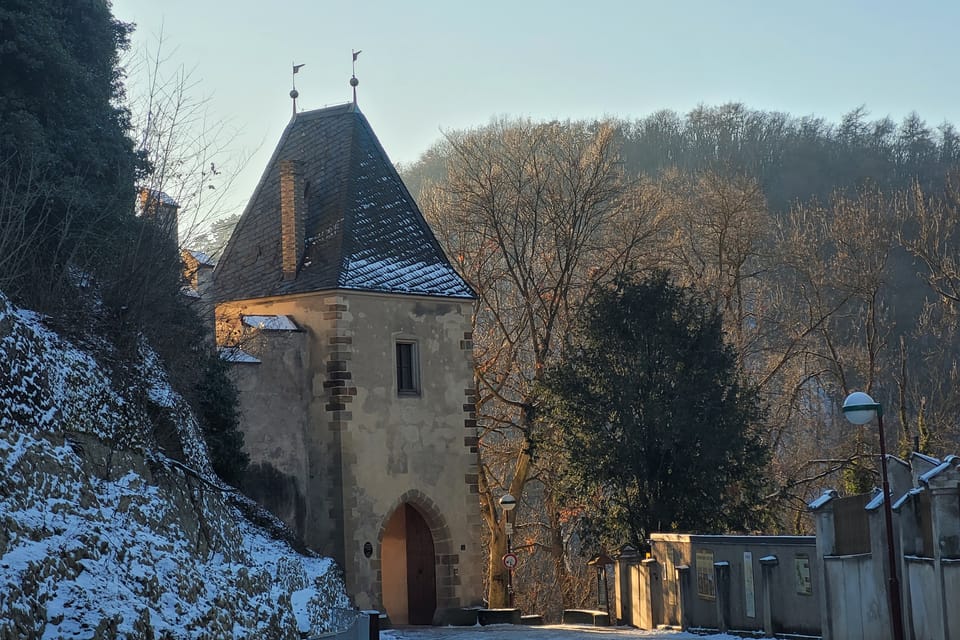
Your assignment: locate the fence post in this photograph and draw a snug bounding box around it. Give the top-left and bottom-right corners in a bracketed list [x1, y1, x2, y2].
[759, 555, 779, 638]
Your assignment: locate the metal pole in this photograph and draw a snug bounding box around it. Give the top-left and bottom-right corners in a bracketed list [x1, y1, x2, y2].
[877, 413, 905, 640]
[506, 514, 514, 608]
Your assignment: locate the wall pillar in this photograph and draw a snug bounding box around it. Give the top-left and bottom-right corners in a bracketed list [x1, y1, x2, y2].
[923, 460, 960, 639]
[810, 490, 837, 640]
[614, 545, 640, 626]
[759, 555, 778, 638]
[713, 561, 730, 634]
[676, 565, 692, 631]
[640, 558, 664, 629]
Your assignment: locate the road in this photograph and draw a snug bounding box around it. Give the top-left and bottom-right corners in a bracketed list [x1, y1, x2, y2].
[381, 625, 741, 640]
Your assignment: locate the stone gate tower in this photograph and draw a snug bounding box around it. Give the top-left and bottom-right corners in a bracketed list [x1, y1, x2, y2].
[211, 103, 483, 622]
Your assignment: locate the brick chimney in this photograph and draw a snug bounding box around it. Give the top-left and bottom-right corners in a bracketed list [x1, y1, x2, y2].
[138, 188, 179, 246]
[280, 160, 305, 280]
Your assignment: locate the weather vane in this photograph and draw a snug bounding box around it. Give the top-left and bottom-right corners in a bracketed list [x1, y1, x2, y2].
[351, 50, 361, 105]
[290, 62, 305, 116]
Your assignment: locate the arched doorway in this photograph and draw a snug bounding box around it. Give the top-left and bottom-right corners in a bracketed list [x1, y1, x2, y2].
[381, 503, 437, 625]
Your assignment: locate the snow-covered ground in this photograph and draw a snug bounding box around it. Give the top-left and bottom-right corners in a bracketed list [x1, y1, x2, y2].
[0, 291, 351, 638]
[382, 625, 742, 640]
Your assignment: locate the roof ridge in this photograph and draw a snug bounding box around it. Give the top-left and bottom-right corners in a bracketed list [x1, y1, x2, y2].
[292, 102, 356, 121]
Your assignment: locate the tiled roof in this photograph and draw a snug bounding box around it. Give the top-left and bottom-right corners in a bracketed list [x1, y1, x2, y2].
[213, 103, 474, 302]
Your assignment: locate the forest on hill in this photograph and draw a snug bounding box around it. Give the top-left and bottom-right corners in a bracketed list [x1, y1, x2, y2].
[400, 105, 960, 614]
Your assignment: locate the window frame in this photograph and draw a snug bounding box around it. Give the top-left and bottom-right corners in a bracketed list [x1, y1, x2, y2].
[395, 340, 420, 396]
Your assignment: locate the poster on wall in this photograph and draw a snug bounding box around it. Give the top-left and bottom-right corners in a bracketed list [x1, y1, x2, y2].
[743, 551, 756, 618]
[795, 554, 812, 595]
[696, 550, 716, 600]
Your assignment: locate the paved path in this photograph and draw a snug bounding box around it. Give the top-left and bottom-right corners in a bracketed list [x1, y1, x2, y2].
[381, 625, 740, 640]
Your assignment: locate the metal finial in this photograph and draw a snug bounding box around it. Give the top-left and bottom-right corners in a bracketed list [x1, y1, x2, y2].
[291, 63, 305, 115]
[351, 50, 362, 105]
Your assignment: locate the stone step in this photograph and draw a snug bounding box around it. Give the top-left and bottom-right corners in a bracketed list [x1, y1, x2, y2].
[562, 609, 611, 626]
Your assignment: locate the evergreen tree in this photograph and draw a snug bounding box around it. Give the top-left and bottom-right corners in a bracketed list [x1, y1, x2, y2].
[196, 353, 248, 485]
[539, 271, 771, 550]
[0, 0, 140, 304]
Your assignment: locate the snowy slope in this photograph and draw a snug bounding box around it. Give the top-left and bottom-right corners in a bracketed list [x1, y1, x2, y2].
[0, 292, 351, 638]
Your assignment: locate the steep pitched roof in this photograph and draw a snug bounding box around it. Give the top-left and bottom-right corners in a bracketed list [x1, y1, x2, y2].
[213, 103, 474, 302]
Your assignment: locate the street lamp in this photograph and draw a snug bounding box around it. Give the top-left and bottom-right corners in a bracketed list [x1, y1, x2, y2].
[499, 493, 517, 608]
[842, 391, 904, 640]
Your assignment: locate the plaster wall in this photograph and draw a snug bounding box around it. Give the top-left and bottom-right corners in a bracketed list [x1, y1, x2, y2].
[216, 290, 483, 615]
[226, 328, 314, 539]
[337, 292, 482, 611]
[217, 294, 346, 561]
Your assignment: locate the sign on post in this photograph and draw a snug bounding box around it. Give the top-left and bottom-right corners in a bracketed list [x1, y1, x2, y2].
[502, 552, 518, 570]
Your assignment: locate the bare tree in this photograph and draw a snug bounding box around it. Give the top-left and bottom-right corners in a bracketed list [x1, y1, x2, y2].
[760, 187, 904, 522]
[125, 28, 251, 249]
[897, 176, 960, 452]
[422, 118, 660, 613]
[654, 168, 772, 364]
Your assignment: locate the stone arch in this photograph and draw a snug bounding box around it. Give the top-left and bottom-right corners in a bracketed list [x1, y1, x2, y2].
[377, 490, 456, 624]
[378, 489, 453, 554]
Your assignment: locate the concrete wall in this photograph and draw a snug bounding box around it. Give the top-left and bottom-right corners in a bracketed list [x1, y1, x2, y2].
[821, 554, 886, 639]
[216, 289, 483, 616]
[811, 454, 960, 640]
[621, 534, 820, 637]
[905, 557, 942, 640]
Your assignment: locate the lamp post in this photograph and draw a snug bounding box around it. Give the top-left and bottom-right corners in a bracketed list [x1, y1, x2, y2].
[499, 493, 517, 608]
[842, 391, 904, 640]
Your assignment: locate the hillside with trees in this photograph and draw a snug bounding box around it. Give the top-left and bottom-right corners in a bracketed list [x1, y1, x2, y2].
[405, 106, 960, 616]
[0, 2, 350, 635]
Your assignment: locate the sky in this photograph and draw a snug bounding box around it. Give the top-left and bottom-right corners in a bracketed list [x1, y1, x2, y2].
[110, 0, 960, 224]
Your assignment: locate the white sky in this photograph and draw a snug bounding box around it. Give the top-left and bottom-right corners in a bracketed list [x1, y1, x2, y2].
[111, 0, 960, 223]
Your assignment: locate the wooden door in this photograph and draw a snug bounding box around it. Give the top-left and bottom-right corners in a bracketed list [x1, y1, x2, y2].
[405, 504, 436, 625]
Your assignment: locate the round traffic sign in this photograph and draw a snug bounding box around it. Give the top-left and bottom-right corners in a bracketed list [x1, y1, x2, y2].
[502, 552, 518, 570]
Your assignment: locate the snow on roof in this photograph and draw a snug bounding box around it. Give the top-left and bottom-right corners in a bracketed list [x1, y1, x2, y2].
[180, 286, 201, 298]
[808, 489, 838, 510]
[919, 457, 959, 484]
[219, 347, 261, 363]
[242, 315, 298, 331]
[892, 487, 924, 511]
[865, 488, 885, 511]
[910, 451, 941, 466]
[186, 249, 216, 266]
[142, 188, 179, 207]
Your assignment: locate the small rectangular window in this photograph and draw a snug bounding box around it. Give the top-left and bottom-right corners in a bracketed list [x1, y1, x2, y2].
[396, 341, 419, 395]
